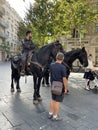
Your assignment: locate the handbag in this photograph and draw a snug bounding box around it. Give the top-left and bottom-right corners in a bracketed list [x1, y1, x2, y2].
[51, 81, 63, 96]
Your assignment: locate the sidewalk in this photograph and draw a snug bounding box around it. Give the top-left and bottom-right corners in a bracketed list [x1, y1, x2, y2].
[0, 63, 98, 130]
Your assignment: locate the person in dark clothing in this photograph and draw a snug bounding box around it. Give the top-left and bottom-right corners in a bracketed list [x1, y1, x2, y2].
[48, 52, 68, 121]
[20, 31, 35, 76]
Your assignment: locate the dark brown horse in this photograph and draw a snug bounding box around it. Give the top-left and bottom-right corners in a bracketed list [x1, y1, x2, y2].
[42, 47, 88, 86]
[11, 42, 64, 104]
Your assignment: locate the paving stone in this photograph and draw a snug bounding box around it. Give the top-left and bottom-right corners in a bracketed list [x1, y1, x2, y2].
[66, 119, 83, 129]
[1, 63, 98, 130]
[77, 126, 91, 130]
[7, 124, 34, 130]
[0, 98, 9, 112]
[2, 111, 24, 127]
[0, 113, 12, 130]
[91, 127, 98, 130]
[63, 124, 76, 130]
[67, 112, 80, 121]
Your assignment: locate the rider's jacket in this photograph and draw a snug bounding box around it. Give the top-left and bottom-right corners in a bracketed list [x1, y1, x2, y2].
[22, 38, 35, 53]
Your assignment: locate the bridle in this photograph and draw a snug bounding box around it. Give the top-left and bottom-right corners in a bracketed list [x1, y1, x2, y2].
[53, 42, 63, 52]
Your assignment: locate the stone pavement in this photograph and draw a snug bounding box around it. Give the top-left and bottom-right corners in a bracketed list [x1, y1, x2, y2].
[0, 62, 98, 130]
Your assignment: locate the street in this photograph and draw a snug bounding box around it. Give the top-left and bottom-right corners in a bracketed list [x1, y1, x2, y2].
[0, 62, 98, 130]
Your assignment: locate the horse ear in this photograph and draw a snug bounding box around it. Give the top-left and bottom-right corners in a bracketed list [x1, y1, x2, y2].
[82, 47, 85, 51]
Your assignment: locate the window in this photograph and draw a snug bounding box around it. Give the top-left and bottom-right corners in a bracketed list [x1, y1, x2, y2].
[14, 44, 16, 48]
[7, 31, 9, 36]
[8, 17, 10, 20]
[14, 36, 16, 39]
[7, 41, 10, 47]
[11, 43, 13, 47]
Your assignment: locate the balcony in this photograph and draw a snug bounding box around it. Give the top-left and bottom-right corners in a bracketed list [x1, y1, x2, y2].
[0, 30, 8, 39]
[0, 7, 5, 16]
[0, 19, 9, 28]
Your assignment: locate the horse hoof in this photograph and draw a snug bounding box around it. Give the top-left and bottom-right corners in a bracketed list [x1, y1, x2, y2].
[38, 97, 42, 102]
[33, 100, 39, 105]
[17, 89, 21, 93]
[46, 84, 50, 87]
[42, 84, 46, 87]
[11, 88, 14, 92]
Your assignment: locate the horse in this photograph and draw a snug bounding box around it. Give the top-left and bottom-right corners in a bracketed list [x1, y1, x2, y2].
[63, 47, 88, 78]
[42, 47, 88, 86]
[11, 42, 64, 104]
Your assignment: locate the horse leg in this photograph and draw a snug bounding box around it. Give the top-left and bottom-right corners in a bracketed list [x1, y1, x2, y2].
[42, 77, 45, 85]
[16, 78, 21, 93]
[11, 74, 14, 92]
[87, 80, 91, 90]
[42, 77, 46, 87]
[85, 79, 90, 90]
[33, 75, 39, 104]
[37, 77, 42, 102]
[45, 72, 50, 86]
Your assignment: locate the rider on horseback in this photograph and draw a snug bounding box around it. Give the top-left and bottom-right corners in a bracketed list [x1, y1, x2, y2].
[20, 31, 35, 76]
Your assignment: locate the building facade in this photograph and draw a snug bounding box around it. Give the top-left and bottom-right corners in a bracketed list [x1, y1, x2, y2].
[0, 0, 22, 61]
[0, 0, 8, 61]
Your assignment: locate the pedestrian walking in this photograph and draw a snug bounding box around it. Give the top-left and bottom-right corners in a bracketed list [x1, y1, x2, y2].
[48, 52, 68, 121]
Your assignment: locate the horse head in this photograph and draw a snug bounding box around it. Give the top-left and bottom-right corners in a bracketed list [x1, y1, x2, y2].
[78, 47, 88, 67]
[50, 42, 64, 60]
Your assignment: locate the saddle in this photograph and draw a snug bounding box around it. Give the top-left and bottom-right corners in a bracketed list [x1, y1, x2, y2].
[12, 55, 21, 64]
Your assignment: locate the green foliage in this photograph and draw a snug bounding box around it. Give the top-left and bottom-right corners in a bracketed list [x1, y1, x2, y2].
[53, 0, 98, 37]
[17, 0, 98, 47]
[0, 44, 10, 52]
[25, 0, 54, 45]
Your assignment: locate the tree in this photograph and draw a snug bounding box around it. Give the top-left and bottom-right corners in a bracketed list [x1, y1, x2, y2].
[18, 0, 98, 47]
[52, 0, 98, 38]
[25, 0, 54, 45]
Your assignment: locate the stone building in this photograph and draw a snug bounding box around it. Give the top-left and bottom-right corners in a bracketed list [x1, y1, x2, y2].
[3, 0, 22, 59]
[0, 0, 8, 61]
[0, 0, 22, 61]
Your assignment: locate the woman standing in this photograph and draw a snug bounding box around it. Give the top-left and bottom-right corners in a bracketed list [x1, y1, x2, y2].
[84, 54, 95, 90]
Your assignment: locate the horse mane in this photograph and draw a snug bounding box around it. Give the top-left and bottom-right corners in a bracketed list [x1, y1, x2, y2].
[32, 42, 55, 61]
[36, 42, 55, 53]
[64, 48, 83, 66]
[64, 48, 82, 57]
